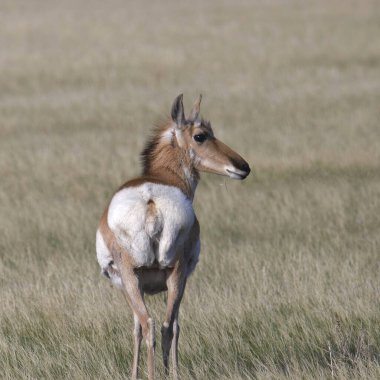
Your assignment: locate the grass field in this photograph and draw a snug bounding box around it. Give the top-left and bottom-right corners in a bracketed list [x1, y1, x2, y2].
[1, 0, 380, 379]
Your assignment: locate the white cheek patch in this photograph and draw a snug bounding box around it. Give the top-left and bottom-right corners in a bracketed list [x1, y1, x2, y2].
[107, 183, 195, 268]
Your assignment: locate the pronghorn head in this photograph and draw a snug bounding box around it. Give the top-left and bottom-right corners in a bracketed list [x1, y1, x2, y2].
[170, 94, 251, 180]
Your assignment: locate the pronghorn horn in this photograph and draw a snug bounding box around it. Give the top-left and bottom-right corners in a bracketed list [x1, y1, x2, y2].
[171, 93, 185, 128]
[189, 94, 202, 121]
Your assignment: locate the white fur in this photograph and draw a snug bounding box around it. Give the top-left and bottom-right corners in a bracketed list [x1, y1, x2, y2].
[107, 183, 195, 268]
[182, 164, 197, 195]
[96, 229, 123, 288]
[96, 229, 111, 268]
[200, 157, 226, 175]
[160, 128, 174, 143]
[224, 165, 248, 179]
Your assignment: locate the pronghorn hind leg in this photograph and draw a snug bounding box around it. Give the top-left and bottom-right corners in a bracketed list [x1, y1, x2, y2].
[121, 291, 143, 380]
[132, 311, 142, 380]
[171, 312, 180, 380]
[115, 254, 156, 380]
[161, 263, 187, 379]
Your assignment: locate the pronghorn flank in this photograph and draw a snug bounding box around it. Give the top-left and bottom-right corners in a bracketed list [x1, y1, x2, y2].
[96, 94, 250, 380]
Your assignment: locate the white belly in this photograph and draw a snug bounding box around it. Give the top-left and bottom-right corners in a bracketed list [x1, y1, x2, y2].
[106, 183, 195, 267]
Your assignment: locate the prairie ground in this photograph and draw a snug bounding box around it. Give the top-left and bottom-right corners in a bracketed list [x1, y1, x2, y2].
[1, 0, 380, 379]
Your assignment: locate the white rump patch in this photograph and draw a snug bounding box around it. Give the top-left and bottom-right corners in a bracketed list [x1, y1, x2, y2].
[107, 183, 195, 268]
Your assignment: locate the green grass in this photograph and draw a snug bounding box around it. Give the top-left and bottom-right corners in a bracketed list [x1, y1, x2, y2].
[1, 0, 380, 378]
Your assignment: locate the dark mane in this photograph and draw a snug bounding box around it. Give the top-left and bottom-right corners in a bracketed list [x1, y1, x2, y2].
[140, 121, 169, 175]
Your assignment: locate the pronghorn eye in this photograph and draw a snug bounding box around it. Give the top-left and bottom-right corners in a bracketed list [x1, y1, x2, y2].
[193, 134, 207, 143]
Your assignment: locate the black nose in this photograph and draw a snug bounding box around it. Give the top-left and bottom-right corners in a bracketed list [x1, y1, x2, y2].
[241, 161, 250, 174]
[230, 158, 251, 178]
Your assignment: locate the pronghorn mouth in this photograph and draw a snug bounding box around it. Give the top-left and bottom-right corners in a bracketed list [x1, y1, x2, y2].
[226, 168, 249, 180]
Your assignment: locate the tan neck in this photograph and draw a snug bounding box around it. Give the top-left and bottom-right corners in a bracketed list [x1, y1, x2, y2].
[142, 140, 199, 200]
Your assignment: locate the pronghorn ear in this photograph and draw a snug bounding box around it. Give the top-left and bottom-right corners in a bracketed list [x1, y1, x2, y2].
[171, 94, 185, 129]
[189, 94, 202, 121]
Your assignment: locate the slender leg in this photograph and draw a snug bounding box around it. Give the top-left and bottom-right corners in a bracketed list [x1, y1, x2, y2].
[171, 312, 180, 380]
[121, 290, 145, 380]
[146, 318, 155, 380]
[161, 322, 173, 377]
[161, 263, 187, 379]
[132, 311, 142, 380]
[115, 254, 155, 380]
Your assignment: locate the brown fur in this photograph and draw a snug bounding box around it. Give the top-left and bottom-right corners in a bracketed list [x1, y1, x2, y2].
[97, 94, 250, 380]
[140, 122, 200, 199]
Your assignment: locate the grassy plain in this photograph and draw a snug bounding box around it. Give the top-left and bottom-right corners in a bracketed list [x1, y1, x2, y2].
[1, 0, 380, 379]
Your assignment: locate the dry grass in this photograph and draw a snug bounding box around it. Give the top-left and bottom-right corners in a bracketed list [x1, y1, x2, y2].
[1, 0, 380, 379]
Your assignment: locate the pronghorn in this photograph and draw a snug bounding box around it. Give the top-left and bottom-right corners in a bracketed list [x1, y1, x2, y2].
[96, 94, 250, 380]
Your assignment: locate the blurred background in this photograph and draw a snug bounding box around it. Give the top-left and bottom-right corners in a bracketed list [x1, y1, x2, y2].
[1, 1, 380, 379]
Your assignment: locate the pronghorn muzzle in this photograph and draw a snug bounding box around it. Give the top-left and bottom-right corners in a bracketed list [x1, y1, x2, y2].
[225, 158, 250, 180]
[214, 140, 251, 180]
